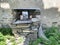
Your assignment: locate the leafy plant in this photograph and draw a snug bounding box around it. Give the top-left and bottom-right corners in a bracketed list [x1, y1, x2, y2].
[0, 28, 13, 35]
[0, 32, 5, 41]
[0, 32, 6, 45]
[0, 41, 6, 45]
[29, 26, 60, 45]
[12, 41, 17, 45]
[19, 37, 24, 43]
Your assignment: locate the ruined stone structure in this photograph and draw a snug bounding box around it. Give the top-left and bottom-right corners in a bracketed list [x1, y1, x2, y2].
[0, 0, 41, 41]
[1, 0, 60, 45]
[0, 0, 60, 42]
[0, 0, 60, 27]
[0, 0, 40, 27]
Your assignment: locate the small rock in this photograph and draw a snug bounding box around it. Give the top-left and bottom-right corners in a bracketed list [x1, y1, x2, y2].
[38, 43, 42, 45]
[6, 39, 10, 44]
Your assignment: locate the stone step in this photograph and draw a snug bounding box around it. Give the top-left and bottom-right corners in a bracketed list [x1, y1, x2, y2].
[11, 24, 30, 28]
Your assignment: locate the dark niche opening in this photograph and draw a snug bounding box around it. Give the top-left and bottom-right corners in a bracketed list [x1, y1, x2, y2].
[12, 9, 40, 21]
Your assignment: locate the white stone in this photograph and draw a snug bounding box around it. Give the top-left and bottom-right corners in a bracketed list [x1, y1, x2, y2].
[1, 3, 10, 9]
[42, 0, 60, 12]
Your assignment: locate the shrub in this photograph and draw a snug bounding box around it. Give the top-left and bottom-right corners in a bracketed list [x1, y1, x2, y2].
[0, 28, 13, 35]
[0, 41, 6, 45]
[12, 41, 17, 45]
[29, 26, 60, 45]
[19, 37, 24, 43]
[0, 32, 6, 45]
[0, 32, 5, 41]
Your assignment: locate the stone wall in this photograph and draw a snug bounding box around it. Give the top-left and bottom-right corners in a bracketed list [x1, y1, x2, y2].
[0, 9, 13, 27]
[39, 0, 60, 27]
[41, 8, 60, 27]
[0, 0, 60, 27]
[1, 0, 40, 9]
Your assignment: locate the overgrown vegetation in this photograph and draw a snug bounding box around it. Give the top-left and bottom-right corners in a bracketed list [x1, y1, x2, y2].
[0, 28, 25, 45]
[0, 32, 6, 45]
[0, 28, 13, 35]
[29, 26, 60, 45]
[0, 28, 13, 45]
[1, 26, 60, 45]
